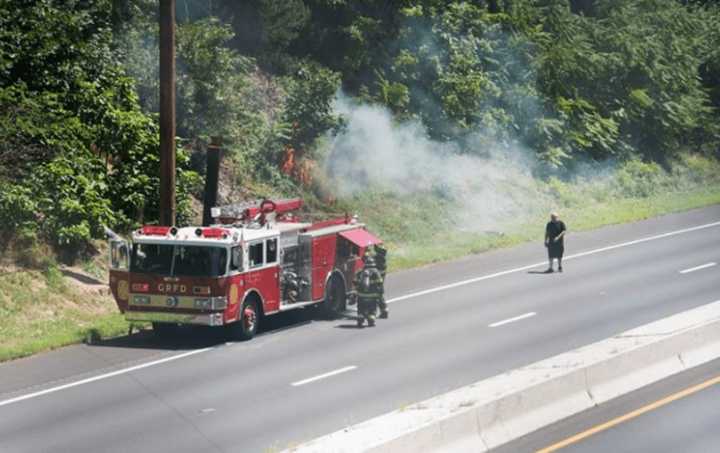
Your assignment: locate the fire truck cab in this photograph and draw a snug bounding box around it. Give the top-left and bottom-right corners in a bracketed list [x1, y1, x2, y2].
[108, 198, 382, 340]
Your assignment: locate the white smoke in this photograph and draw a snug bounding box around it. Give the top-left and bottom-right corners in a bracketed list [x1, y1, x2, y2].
[324, 94, 548, 232]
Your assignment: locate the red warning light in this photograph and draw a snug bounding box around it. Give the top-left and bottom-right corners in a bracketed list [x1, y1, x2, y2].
[142, 226, 171, 236]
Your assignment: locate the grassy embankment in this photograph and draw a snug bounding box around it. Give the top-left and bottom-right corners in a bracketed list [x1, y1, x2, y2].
[346, 154, 720, 270]
[2, 155, 719, 362]
[0, 250, 127, 362]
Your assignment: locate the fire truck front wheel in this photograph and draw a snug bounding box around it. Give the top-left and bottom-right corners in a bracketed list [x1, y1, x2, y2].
[229, 298, 260, 341]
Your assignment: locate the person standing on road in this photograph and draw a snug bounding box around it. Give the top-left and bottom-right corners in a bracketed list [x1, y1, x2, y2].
[545, 212, 567, 273]
[354, 255, 384, 327]
[373, 245, 389, 319]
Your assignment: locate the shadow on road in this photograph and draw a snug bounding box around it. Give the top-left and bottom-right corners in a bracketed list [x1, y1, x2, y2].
[88, 307, 352, 351]
[89, 328, 225, 351]
[335, 324, 362, 329]
[527, 270, 553, 275]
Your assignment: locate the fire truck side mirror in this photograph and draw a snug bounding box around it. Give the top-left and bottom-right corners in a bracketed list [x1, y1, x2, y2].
[110, 240, 129, 271]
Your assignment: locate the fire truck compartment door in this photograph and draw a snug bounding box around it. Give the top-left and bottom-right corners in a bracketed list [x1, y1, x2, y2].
[311, 235, 336, 300]
[339, 229, 382, 248]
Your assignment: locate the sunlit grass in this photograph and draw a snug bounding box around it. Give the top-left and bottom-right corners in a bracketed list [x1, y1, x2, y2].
[346, 155, 720, 271]
[0, 266, 128, 362]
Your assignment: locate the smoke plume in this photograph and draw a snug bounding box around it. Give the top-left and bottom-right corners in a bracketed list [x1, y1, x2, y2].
[324, 94, 548, 233]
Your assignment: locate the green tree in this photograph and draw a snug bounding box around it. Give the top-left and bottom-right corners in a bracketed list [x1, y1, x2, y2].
[0, 0, 198, 255]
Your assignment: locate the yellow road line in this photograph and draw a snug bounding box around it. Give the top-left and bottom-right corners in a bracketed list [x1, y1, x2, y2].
[537, 373, 720, 453]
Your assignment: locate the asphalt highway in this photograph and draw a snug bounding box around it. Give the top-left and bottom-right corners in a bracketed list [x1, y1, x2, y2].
[494, 358, 720, 453]
[1, 205, 719, 453]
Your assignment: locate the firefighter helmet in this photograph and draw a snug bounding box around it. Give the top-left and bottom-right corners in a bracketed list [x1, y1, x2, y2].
[363, 255, 376, 267]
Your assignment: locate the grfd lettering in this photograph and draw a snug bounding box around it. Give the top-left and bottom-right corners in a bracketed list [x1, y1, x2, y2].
[157, 283, 187, 293]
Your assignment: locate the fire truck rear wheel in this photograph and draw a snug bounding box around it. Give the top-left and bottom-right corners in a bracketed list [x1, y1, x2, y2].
[231, 298, 260, 341]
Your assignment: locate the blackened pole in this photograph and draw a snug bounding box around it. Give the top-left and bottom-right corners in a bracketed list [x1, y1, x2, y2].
[159, 0, 176, 226]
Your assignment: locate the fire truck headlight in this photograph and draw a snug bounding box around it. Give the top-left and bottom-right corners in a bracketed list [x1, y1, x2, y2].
[133, 295, 151, 305]
[211, 296, 228, 310]
[194, 298, 211, 309]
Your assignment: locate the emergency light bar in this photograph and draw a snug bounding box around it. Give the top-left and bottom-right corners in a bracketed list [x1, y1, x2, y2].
[142, 225, 171, 236]
[194, 227, 229, 239]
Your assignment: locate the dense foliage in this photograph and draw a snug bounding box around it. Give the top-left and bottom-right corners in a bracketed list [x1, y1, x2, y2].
[286, 0, 720, 165]
[1, 0, 719, 260]
[0, 0, 198, 254]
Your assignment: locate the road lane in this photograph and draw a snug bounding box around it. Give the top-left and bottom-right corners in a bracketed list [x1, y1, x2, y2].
[1, 205, 719, 452]
[489, 312, 537, 327]
[291, 366, 358, 387]
[679, 262, 717, 274]
[494, 358, 720, 453]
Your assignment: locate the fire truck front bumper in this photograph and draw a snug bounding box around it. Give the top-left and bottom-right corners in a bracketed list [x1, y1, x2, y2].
[124, 311, 225, 326]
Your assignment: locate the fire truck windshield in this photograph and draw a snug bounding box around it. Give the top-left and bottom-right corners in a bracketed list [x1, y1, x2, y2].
[131, 243, 228, 277]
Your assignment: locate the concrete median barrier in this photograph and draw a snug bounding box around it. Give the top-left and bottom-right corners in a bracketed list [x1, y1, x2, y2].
[287, 300, 720, 453]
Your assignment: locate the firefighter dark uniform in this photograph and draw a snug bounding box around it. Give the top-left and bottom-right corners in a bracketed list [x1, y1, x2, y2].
[374, 246, 389, 319]
[355, 256, 384, 327]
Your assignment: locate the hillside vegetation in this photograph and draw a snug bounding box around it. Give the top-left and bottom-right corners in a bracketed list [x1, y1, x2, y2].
[1, 0, 720, 359]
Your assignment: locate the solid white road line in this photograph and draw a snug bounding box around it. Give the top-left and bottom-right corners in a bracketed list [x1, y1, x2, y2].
[3, 219, 720, 409]
[679, 262, 717, 274]
[0, 348, 211, 408]
[291, 366, 357, 387]
[489, 312, 537, 328]
[387, 220, 720, 304]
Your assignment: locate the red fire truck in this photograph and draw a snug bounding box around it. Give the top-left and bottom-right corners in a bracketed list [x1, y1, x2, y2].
[107, 198, 382, 340]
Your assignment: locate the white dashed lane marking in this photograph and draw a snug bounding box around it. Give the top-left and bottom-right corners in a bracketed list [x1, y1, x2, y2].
[291, 366, 358, 387]
[489, 312, 537, 328]
[679, 262, 717, 274]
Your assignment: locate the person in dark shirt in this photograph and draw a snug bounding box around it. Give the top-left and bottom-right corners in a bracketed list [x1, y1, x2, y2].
[545, 212, 567, 273]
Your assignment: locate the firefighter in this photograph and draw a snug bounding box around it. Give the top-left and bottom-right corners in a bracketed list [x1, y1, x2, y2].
[374, 245, 389, 319]
[355, 255, 384, 327]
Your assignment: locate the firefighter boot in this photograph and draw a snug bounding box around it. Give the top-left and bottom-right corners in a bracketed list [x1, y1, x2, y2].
[368, 301, 378, 327]
[378, 298, 388, 319]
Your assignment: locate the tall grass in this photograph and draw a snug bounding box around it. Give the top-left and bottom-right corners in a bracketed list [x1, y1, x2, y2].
[344, 154, 720, 270]
[0, 266, 127, 362]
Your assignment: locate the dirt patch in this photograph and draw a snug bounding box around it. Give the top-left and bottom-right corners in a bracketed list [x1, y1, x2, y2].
[60, 267, 109, 296]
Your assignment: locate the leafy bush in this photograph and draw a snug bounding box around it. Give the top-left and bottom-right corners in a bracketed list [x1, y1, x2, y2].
[613, 160, 668, 198]
[0, 181, 38, 247]
[282, 60, 342, 153]
[0, 1, 198, 260]
[32, 155, 115, 247]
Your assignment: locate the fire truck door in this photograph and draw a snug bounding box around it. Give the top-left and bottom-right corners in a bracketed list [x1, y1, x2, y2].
[311, 235, 337, 301]
[108, 239, 130, 312]
[337, 237, 360, 290]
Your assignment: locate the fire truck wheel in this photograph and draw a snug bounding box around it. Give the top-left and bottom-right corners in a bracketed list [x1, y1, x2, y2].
[152, 322, 179, 338]
[321, 276, 346, 319]
[231, 298, 260, 341]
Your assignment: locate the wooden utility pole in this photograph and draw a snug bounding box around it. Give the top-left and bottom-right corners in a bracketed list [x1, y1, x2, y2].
[159, 0, 176, 226]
